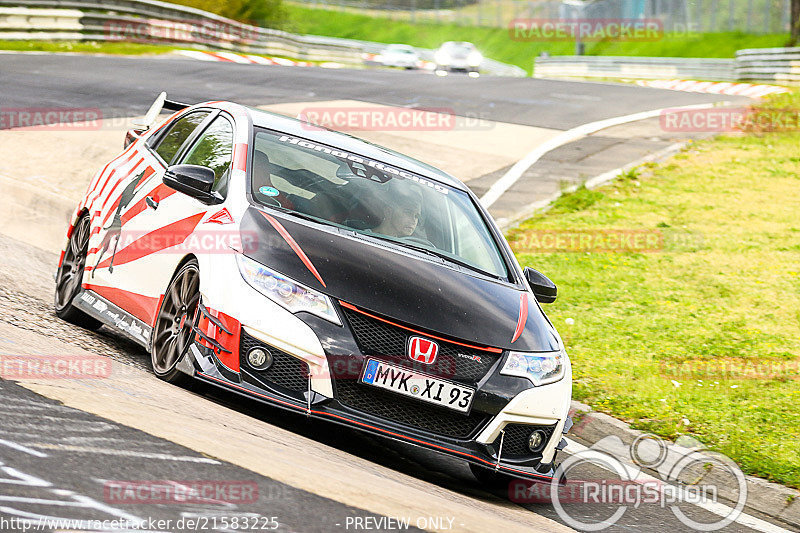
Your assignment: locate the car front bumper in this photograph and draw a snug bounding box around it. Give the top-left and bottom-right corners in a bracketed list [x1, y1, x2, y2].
[184, 253, 572, 481]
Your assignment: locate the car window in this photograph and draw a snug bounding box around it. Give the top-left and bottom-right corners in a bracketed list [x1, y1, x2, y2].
[178, 116, 234, 195]
[251, 129, 508, 279]
[153, 111, 210, 164]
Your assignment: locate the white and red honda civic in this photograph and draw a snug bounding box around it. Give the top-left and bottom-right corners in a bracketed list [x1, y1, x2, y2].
[54, 94, 573, 484]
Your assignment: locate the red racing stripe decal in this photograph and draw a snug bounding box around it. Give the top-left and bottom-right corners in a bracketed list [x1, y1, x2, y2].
[82, 283, 160, 324]
[95, 212, 204, 270]
[87, 143, 136, 196]
[511, 292, 528, 343]
[101, 166, 157, 228]
[99, 157, 145, 213]
[260, 212, 326, 287]
[92, 150, 140, 208]
[339, 301, 502, 354]
[233, 143, 248, 172]
[121, 183, 176, 226]
[196, 308, 241, 372]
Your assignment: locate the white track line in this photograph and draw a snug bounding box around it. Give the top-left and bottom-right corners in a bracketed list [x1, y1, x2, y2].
[26, 444, 220, 464]
[563, 438, 793, 533]
[0, 439, 48, 458]
[479, 101, 730, 209]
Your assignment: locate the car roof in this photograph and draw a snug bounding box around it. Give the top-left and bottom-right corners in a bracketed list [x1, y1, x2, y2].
[242, 105, 468, 191]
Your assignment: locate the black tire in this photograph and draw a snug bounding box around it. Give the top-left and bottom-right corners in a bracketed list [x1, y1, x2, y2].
[54, 214, 103, 330]
[150, 259, 200, 384]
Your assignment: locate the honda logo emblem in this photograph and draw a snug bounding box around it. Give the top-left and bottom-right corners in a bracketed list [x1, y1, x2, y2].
[408, 336, 438, 364]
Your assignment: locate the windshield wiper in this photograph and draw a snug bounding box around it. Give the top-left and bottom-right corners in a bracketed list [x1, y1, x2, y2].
[362, 234, 502, 280]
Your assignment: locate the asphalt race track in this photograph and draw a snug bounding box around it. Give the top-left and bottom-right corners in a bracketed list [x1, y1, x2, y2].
[0, 53, 737, 127]
[0, 53, 787, 533]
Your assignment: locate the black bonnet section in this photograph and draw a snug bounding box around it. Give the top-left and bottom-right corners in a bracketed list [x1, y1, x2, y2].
[241, 207, 559, 352]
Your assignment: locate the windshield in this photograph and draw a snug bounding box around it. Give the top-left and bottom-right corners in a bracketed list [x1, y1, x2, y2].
[250, 129, 508, 279]
[442, 42, 474, 53]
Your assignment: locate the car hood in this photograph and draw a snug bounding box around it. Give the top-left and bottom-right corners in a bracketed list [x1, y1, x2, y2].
[241, 208, 559, 352]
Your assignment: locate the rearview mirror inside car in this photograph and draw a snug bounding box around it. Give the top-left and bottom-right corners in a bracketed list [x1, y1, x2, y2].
[163, 164, 223, 205]
[524, 267, 557, 304]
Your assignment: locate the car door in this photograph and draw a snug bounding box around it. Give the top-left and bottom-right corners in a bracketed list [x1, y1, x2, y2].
[89, 110, 235, 326]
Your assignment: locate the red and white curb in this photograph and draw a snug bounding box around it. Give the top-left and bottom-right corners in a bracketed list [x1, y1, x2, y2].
[636, 79, 789, 98]
[176, 49, 311, 67]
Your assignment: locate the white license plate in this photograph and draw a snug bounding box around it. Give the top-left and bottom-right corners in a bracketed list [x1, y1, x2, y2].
[360, 359, 475, 413]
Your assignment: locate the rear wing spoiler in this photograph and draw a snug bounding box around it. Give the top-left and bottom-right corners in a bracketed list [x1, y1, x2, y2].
[134, 92, 192, 130]
[163, 99, 191, 112]
[125, 93, 193, 148]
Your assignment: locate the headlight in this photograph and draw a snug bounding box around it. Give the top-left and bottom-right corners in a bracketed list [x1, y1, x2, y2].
[500, 349, 565, 386]
[467, 51, 483, 66]
[236, 254, 341, 326]
[434, 51, 451, 65]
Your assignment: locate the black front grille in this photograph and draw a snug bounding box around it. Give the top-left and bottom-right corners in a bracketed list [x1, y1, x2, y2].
[335, 379, 489, 439]
[342, 307, 499, 384]
[240, 331, 309, 394]
[494, 423, 558, 458]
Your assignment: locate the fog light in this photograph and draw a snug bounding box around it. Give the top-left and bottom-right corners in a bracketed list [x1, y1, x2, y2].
[247, 347, 273, 370]
[528, 429, 547, 452]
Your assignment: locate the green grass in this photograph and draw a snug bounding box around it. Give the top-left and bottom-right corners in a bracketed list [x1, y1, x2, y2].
[0, 40, 318, 64]
[0, 40, 180, 55]
[507, 93, 800, 489]
[285, 5, 789, 73]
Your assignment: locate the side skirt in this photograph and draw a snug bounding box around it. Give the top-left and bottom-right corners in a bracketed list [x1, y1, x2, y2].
[73, 289, 152, 348]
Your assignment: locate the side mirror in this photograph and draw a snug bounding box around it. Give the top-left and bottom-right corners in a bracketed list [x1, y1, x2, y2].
[524, 267, 557, 304]
[163, 164, 223, 205]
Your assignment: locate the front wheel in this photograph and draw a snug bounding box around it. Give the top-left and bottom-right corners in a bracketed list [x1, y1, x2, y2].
[150, 260, 200, 384]
[54, 214, 102, 330]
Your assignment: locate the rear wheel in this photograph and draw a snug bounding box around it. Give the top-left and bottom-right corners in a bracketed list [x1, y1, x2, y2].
[54, 214, 102, 330]
[151, 260, 200, 384]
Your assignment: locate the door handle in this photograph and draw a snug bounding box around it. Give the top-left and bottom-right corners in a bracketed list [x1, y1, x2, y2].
[145, 196, 159, 210]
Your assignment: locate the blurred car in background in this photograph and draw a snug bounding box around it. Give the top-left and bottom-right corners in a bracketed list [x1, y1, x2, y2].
[434, 41, 482, 74]
[380, 44, 420, 69]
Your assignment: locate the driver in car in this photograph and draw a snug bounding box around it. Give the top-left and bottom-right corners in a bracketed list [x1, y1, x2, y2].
[373, 184, 423, 238]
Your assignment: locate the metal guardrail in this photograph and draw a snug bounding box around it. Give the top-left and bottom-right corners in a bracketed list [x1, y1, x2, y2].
[533, 55, 737, 81]
[0, 0, 527, 76]
[735, 47, 800, 83]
